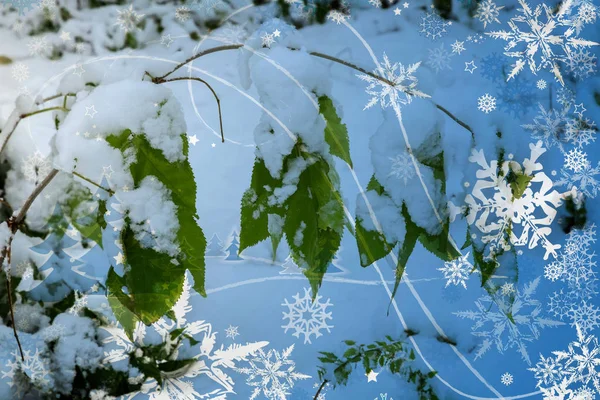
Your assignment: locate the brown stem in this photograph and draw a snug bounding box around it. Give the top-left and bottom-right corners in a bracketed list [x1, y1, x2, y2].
[308, 51, 396, 86]
[313, 379, 329, 400]
[73, 171, 115, 195]
[3, 246, 24, 361]
[159, 77, 225, 143]
[0, 107, 69, 156]
[15, 169, 60, 225]
[40, 93, 76, 105]
[435, 104, 475, 139]
[154, 44, 243, 81]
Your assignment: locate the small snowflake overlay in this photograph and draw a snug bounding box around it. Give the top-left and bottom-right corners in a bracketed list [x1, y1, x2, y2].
[375, 394, 393, 400]
[225, 325, 240, 339]
[536, 79, 547, 90]
[565, 148, 589, 172]
[282, 287, 333, 344]
[486, 0, 599, 84]
[501, 372, 514, 386]
[474, 0, 504, 28]
[11, 63, 29, 82]
[419, 5, 451, 40]
[477, 93, 496, 113]
[115, 5, 145, 32]
[454, 277, 564, 365]
[388, 152, 415, 185]
[530, 325, 600, 399]
[451, 40, 466, 54]
[175, 6, 191, 22]
[235, 345, 311, 400]
[2, 349, 52, 396]
[438, 252, 473, 289]
[427, 43, 454, 73]
[359, 53, 428, 112]
[22, 151, 53, 185]
[464, 142, 569, 260]
[27, 36, 51, 57]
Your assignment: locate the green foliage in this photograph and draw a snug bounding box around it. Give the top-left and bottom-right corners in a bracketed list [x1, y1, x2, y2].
[319, 95, 353, 168]
[562, 193, 587, 233]
[105, 129, 206, 326]
[317, 336, 438, 400]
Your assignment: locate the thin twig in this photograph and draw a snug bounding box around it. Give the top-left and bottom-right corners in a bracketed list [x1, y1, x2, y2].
[313, 379, 329, 400]
[159, 77, 225, 143]
[40, 93, 76, 105]
[73, 171, 115, 195]
[309, 51, 395, 86]
[1, 169, 59, 361]
[0, 107, 69, 156]
[434, 104, 475, 139]
[155, 44, 243, 81]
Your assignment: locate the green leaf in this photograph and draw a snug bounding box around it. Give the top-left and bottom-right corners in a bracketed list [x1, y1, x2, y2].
[319, 96, 353, 168]
[107, 268, 139, 336]
[239, 159, 282, 252]
[389, 205, 420, 308]
[71, 199, 107, 248]
[418, 223, 461, 262]
[508, 170, 534, 200]
[366, 175, 385, 195]
[355, 215, 395, 267]
[106, 129, 206, 324]
[283, 159, 344, 294]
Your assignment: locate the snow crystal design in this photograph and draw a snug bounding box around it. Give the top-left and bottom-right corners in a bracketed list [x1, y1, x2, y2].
[474, 0, 504, 28]
[174, 5, 191, 22]
[27, 36, 50, 57]
[388, 152, 415, 185]
[22, 151, 52, 185]
[477, 93, 496, 113]
[11, 63, 29, 82]
[556, 161, 600, 198]
[426, 43, 454, 73]
[2, 349, 52, 396]
[496, 76, 536, 117]
[454, 277, 564, 365]
[225, 325, 240, 339]
[282, 287, 333, 344]
[501, 372, 513, 385]
[234, 345, 311, 400]
[438, 252, 473, 289]
[103, 275, 268, 399]
[565, 116, 597, 148]
[486, 0, 599, 84]
[114, 5, 145, 33]
[480, 52, 505, 82]
[4, 0, 39, 15]
[568, 301, 600, 333]
[419, 6, 451, 41]
[567, 48, 597, 80]
[521, 104, 570, 151]
[557, 87, 576, 108]
[565, 149, 589, 172]
[451, 40, 465, 54]
[530, 325, 600, 397]
[536, 79, 547, 90]
[465, 142, 568, 260]
[358, 53, 428, 111]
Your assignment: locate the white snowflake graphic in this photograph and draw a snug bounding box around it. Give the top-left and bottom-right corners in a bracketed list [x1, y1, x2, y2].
[486, 0, 600, 85]
[451, 40, 466, 54]
[22, 151, 53, 185]
[419, 6, 451, 41]
[358, 53, 429, 111]
[261, 32, 275, 48]
[388, 152, 415, 185]
[477, 93, 496, 113]
[565, 149, 589, 172]
[464, 141, 569, 260]
[565, 115, 596, 148]
[474, 0, 504, 28]
[11, 63, 29, 82]
[115, 5, 145, 33]
[103, 275, 268, 399]
[438, 252, 473, 289]
[225, 325, 240, 339]
[426, 43, 454, 73]
[2, 348, 52, 396]
[568, 301, 600, 334]
[501, 372, 514, 385]
[27, 36, 51, 57]
[327, 10, 349, 24]
[175, 6, 191, 22]
[536, 79, 547, 89]
[282, 287, 333, 344]
[530, 325, 600, 397]
[555, 161, 600, 198]
[521, 103, 570, 151]
[567, 48, 597, 80]
[234, 345, 310, 400]
[454, 277, 564, 365]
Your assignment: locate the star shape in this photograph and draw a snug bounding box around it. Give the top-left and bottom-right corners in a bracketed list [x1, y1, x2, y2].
[394, 7, 401, 15]
[59, 30, 71, 41]
[103, 165, 114, 177]
[366, 370, 379, 382]
[72, 64, 85, 77]
[211, 143, 216, 148]
[160, 34, 173, 48]
[464, 61, 477, 73]
[85, 105, 97, 118]
[273, 29, 281, 37]
[403, 1, 409, 7]
[67, 227, 79, 238]
[574, 103, 586, 117]
[188, 134, 199, 146]
[114, 252, 125, 265]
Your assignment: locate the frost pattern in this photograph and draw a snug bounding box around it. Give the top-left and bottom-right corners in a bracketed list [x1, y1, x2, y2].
[282, 287, 333, 344]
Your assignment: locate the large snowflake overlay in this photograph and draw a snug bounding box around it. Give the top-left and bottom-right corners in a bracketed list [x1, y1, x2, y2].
[2, 349, 52, 396]
[103, 275, 269, 399]
[235, 345, 311, 400]
[464, 141, 569, 260]
[388, 152, 415, 185]
[486, 0, 599, 84]
[454, 277, 564, 365]
[555, 161, 600, 198]
[521, 104, 571, 151]
[496, 76, 536, 118]
[530, 325, 600, 397]
[3, 0, 39, 15]
[438, 252, 473, 289]
[282, 287, 333, 344]
[358, 53, 428, 111]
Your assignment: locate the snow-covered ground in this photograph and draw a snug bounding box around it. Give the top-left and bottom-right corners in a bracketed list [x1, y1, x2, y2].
[0, 0, 599, 398]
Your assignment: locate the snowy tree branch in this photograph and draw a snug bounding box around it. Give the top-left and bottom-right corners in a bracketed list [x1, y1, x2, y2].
[0, 107, 69, 155]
